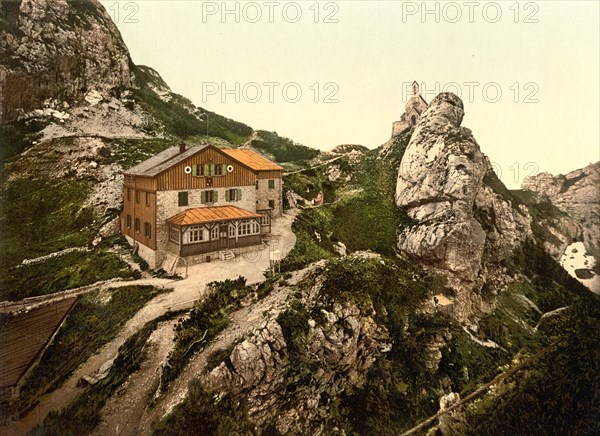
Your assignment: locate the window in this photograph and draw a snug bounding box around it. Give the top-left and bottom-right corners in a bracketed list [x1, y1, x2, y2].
[215, 164, 223, 176]
[178, 191, 188, 207]
[135, 190, 140, 204]
[229, 224, 236, 238]
[134, 218, 140, 233]
[237, 220, 260, 236]
[145, 192, 151, 206]
[169, 227, 179, 243]
[260, 214, 270, 225]
[255, 180, 259, 190]
[126, 214, 132, 228]
[226, 188, 242, 202]
[268, 179, 275, 189]
[127, 188, 131, 201]
[144, 222, 152, 239]
[202, 190, 218, 203]
[269, 200, 275, 209]
[211, 226, 219, 240]
[187, 226, 204, 243]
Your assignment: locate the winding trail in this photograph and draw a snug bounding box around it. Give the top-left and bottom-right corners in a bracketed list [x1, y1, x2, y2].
[2, 210, 298, 435]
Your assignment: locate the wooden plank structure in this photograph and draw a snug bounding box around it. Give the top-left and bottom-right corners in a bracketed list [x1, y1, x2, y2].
[0, 297, 78, 390]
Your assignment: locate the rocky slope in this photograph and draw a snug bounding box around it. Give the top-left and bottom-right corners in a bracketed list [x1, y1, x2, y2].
[0, 0, 133, 123]
[395, 93, 532, 319]
[522, 162, 600, 250]
[517, 162, 600, 291]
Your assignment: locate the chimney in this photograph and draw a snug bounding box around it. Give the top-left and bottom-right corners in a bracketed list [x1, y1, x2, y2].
[179, 143, 186, 153]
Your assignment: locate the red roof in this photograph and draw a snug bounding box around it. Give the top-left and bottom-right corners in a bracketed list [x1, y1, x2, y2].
[166, 206, 262, 226]
[221, 149, 283, 171]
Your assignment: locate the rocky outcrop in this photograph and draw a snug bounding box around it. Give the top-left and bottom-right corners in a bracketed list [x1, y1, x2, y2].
[201, 297, 390, 434]
[0, 0, 133, 122]
[520, 163, 600, 292]
[522, 162, 600, 251]
[395, 93, 532, 318]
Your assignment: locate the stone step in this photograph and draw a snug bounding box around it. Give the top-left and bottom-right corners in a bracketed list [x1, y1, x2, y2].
[219, 250, 235, 261]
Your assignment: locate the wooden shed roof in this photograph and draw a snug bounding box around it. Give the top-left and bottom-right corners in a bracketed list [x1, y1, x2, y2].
[221, 149, 283, 171]
[167, 206, 262, 226]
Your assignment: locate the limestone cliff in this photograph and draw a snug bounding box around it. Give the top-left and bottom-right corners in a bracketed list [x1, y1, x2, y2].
[521, 162, 600, 291]
[395, 93, 532, 318]
[522, 162, 600, 251]
[0, 0, 133, 122]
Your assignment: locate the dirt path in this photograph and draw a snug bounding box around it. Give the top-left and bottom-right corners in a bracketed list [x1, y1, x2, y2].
[283, 155, 344, 176]
[91, 318, 179, 436]
[137, 269, 306, 434]
[2, 210, 298, 435]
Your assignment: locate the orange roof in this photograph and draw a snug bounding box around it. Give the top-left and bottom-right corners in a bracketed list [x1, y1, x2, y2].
[166, 206, 262, 226]
[222, 148, 283, 171]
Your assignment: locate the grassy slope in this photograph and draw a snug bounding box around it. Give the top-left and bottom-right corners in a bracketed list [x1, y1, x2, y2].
[16, 285, 169, 418]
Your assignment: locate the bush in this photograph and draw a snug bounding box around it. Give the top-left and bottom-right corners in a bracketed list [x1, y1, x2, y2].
[252, 131, 320, 162]
[160, 277, 251, 389]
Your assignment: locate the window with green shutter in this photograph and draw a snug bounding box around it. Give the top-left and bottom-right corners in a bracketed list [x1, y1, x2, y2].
[237, 189, 242, 201]
[178, 192, 188, 206]
[268, 179, 275, 189]
[225, 190, 231, 202]
[192, 164, 197, 176]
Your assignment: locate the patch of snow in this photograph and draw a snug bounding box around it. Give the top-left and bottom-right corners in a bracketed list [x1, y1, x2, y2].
[560, 242, 600, 293]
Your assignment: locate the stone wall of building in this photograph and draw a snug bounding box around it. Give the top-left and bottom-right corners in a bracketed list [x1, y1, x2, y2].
[125, 235, 158, 269]
[392, 120, 410, 137]
[256, 178, 283, 217]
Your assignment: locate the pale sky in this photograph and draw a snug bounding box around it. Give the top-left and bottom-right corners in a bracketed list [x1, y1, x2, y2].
[101, 0, 600, 188]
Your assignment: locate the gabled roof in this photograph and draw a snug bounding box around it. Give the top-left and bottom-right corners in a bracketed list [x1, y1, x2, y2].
[125, 144, 208, 177]
[167, 206, 262, 226]
[221, 148, 283, 171]
[124, 144, 282, 177]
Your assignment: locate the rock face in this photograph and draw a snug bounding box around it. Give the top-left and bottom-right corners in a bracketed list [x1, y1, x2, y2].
[522, 162, 600, 251]
[522, 162, 600, 291]
[395, 93, 531, 318]
[201, 298, 390, 434]
[0, 0, 133, 122]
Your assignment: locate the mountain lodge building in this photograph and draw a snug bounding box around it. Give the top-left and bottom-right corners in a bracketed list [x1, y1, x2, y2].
[121, 143, 283, 269]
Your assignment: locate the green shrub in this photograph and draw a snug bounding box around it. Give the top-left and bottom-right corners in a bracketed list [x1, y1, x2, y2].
[160, 277, 251, 389]
[252, 130, 320, 162]
[152, 380, 254, 435]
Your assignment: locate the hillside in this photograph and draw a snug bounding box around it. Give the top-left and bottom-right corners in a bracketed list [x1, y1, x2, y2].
[0, 1, 317, 300]
[1, 1, 599, 435]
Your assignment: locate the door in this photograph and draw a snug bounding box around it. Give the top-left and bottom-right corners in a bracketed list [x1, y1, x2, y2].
[219, 223, 229, 248]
